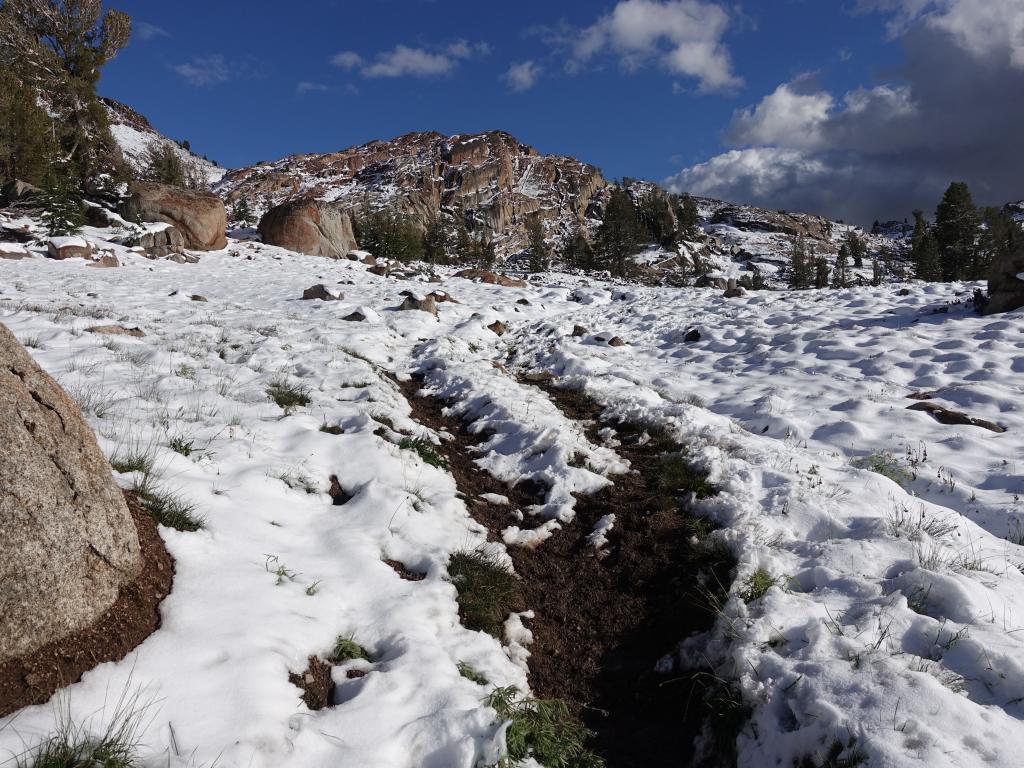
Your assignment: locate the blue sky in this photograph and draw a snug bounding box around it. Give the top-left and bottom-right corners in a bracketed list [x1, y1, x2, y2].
[99, 0, 1023, 223]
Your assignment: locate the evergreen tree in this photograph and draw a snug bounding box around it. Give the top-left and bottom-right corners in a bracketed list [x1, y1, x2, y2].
[909, 209, 938, 281]
[845, 230, 867, 269]
[934, 181, 981, 280]
[676, 193, 700, 240]
[637, 190, 677, 249]
[813, 254, 830, 289]
[142, 141, 205, 189]
[422, 214, 450, 264]
[871, 258, 882, 286]
[40, 173, 85, 235]
[231, 198, 253, 228]
[788, 235, 811, 290]
[526, 215, 549, 272]
[563, 228, 595, 271]
[454, 214, 474, 264]
[596, 186, 641, 277]
[750, 265, 766, 291]
[833, 244, 849, 288]
[0, 69, 57, 184]
[977, 206, 1021, 278]
[0, 0, 132, 180]
[354, 208, 424, 263]
[472, 236, 496, 269]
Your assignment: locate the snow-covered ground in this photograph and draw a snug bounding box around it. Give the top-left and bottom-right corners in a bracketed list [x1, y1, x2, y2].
[1, 216, 1022, 767]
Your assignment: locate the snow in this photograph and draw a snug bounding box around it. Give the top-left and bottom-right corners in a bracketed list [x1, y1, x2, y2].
[48, 235, 89, 249]
[2, 209, 1024, 767]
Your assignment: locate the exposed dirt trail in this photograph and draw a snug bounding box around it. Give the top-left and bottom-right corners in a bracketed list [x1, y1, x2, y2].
[398, 374, 736, 767]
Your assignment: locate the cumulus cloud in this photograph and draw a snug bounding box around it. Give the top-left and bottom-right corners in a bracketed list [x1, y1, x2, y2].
[571, 0, 742, 92]
[667, 0, 1024, 223]
[330, 40, 489, 79]
[503, 60, 542, 92]
[172, 55, 230, 87]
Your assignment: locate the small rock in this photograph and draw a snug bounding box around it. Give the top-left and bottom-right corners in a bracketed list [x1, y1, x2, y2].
[487, 320, 508, 336]
[86, 325, 145, 337]
[302, 284, 343, 301]
[723, 287, 746, 298]
[399, 295, 438, 316]
[572, 325, 588, 337]
[343, 310, 367, 322]
[86, 254, 120, 269]
[367, 264, 389, 277]
[516, 298, 530, 305]
[683, 328, 701, 343]
[898, 288, 911, 296]
[607, 336, 626, 347]
[453, 268, 526, 288]
[190, 295, 208, 302]
[167, 253, 187, 264]
[907, 401, 1005, 433]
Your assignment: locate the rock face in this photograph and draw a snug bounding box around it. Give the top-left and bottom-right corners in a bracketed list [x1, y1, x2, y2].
[120, 182, 227, 251]
[985, 244, 1024, 314]
[0, 322, 142, 664]
[258, 201, 356, 258]
[218, 130, 609, 257]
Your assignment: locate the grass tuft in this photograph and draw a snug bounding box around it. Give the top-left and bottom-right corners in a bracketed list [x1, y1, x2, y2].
[266, 377, 312, 412]
[457, 661, 489, 686]
[448, 550, 519, 637]
[740, 568, 777, 603]
[132, 475, 204, 532]
[399, 436, 449, 470]
[659, 455, 717, 500]
[853, 452, 912, 486]
[109, 445, 155, 475]
[487, 686, 604, 768]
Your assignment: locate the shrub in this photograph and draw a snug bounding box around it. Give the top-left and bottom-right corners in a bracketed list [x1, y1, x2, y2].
[740, 569, 777, 603]
[487, 686, 604, 768]
[448, 550, 519, 637]
[852, 452, 912, 486]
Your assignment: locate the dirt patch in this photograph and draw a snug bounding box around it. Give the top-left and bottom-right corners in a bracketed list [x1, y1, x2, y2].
[289, 656, 335, 710]
[0, 491, 175, 717]
[398, 375, 735, 767]
[383, 558, 426, 581]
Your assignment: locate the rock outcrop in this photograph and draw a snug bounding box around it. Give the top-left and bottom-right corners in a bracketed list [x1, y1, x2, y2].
[258, 201, 356, 258]
[985, 244, 1024, 314]
[120, 182, 227, 251]
[0, 322, 142, 665]
[218, 130, 608, 257]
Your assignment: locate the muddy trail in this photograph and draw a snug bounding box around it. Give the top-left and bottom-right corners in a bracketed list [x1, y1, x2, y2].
[397, 374, 737, 768]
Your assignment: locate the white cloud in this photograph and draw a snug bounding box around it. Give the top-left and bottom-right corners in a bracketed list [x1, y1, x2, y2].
[136, 21, 169, 41]
[571, 0, 742, 92]
[331, 41, 490, 79]
[296, 81, 328, 95]
[172, 55, 230, 87]
[503, 60, 542, 92]
[330, 51, 363, 70]
[726, 82, 834, 149]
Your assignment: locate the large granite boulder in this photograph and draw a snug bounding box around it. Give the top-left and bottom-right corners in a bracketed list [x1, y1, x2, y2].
[119, 182, 227, 251]
[985, 244, 1024, 314]
[257, 200, 356, 258]
[0, 322, 142, 664]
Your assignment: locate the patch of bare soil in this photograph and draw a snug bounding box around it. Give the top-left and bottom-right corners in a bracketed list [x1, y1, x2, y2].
[398, 375, 736, 768]
[0, 491, 175, 717]
[289, 656, 336, 711]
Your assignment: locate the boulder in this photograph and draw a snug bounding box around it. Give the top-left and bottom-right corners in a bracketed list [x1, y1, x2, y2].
[487, 320, 508, 336]
[906, 401, 1005, 433]
[257, 200, 356, 258]
[47, 236, 93, 261]
[301, 284, 344, 301]
[136, 225, 186, 259]
[86, 253, 120, 269]
[607, 336, 626, 347]
[572, 325, 588, 337]
[0, 179, 41, 207]
[0, 322, 142, 664]
[399, 295, 438, 316]
[683, 329, 701, 343]
[119, 182, 227, 251]
[985, 244, 1024, 315]
[453, 269, 526, 288]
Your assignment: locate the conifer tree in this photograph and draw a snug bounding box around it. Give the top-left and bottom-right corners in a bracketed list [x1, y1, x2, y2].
[788, 235, 811, 290]
[676, 194, 700, 240]
[40, 173, 85, 235]
[637, 190, 676, 249]
[596, 186, 641, 277]
[833, 244, 849, 288]
[0, 70, 57, 184]
[845, 230, 867, 269]
[422, 214, 450, 264]
[355, 207, 424, 263]
[526, 215, 549, 272]
[934, 181, 980, 280]
[871, 258, 882, 286]
[231, 198, 253, 228]
[977, 206, 1020, 278]
[563, 228, 594, 271]
[814, 254, 830, 289]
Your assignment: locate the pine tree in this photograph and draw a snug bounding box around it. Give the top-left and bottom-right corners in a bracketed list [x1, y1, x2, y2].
[833, 244, 849, 288]
[563, 228, 594, 271]
[813, 254, 830, 288]
[454, 214, 474, 264]
[934, 181, 981, 281]
[977, 206, 1020, 279]
[0, 70, 58, 184]
[788, 235, 811, 289]
[422, 214, 450, 264]
[473, 236, 496, 269]
[845, 230, 867, 269]
[871, 258, 882, 286]
[676, 194, 700, 240]
[637, 190, 676, 249]
[40, 173, 85, 235]
[526, 215, 549, 273]
[355, 207, 424, 263]
[231, 198, 253, 228]
[596, 186, 641, 277]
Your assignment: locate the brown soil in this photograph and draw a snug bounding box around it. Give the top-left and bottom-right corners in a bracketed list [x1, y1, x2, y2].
[383, 559, 427, 581]
[289, 656, 335, 710]
[0, 491, 175, 717]
[397, 376, 736, 768]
